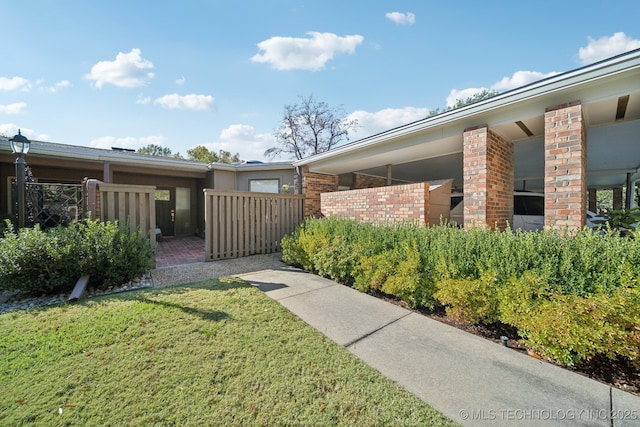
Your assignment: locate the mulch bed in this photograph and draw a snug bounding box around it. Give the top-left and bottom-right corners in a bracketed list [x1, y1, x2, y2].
[377, 294, 640, 397]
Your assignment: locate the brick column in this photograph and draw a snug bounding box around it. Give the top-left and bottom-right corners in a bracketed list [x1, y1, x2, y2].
[300, 165, 339, 218]
[544, 101, 586, 230]
[588, 188, 597, 212]
[463, 126, 514, 230]
[613, 187, 623, 210]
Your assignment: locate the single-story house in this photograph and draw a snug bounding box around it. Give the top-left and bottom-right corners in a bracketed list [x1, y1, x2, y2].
[0, 140, 295, 237]
[3, 48, 639, 236]
[293, 48, 640, 230]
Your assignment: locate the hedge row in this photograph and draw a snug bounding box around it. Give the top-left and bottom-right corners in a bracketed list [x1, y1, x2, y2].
[281, 218, 640, 366]
[0, 219, 155, 294]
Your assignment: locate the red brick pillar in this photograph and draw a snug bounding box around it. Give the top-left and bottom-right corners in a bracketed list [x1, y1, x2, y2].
[544, 101, 586, 230]
[613, 187, 623, 210]
[300, 165, 339, 218]
[463, 126, 514, 230]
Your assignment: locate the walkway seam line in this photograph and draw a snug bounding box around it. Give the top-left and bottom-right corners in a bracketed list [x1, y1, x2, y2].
[343, 312, 412, 348]
[276, 283, 341, 301]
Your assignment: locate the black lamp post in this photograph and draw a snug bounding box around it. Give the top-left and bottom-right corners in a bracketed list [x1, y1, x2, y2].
[9, 130, 31, 228]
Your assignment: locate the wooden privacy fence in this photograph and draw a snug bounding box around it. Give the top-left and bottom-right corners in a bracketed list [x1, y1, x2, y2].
[85, 180, 157, 245]
[204, 189, 304, 261]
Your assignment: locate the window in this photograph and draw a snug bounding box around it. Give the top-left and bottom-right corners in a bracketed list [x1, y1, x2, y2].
[249, 179, 280, 194]
[514, 194, 544, 216]
[155, 189, 171, 201]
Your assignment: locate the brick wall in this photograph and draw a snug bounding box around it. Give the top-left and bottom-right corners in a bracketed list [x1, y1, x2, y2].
[353, 173, 387, 189]
[463, 125, 514, 230]
[544, 101, 586, 230]
[321, 182, 430, 224]
[301, 165, 339, 217]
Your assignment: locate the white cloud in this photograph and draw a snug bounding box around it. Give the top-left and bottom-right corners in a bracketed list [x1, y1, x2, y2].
[0, 77, 31, 91]
[153, 94, 214, 111]
[446, 70, 559, 107]
[385, 12, 416, 26]
[175, 75, 186, 85]
[578, 32, 640, 65]
[446, 87, 487, 108]
[42, 80, 72, 93]
[84, 48, 155, 88]
[0, 102, 27, 114]
[0, 124, 49, 141]
[491, 70, 558, 91]
[136, 94, 151, 105]
[88, 135, 166, 149]
[251, 32, 364, 71]
[204, 124, 274, 161]
[348, 107, 430, 139]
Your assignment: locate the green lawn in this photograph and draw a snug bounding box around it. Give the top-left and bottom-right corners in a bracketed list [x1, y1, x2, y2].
[1, 278, 456, 426]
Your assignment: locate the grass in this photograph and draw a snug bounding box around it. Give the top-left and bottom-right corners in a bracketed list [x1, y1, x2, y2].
[1, 278, 456, 426]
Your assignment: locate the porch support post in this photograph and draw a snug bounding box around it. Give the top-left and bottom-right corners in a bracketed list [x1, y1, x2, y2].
[300, 165, 339, 218]
[103, 161, 111, 183]
[544, 101, 586, 231]
[462, 125, 514, 230]
[386, 164, 392, 186]
[613, 187, 623, 210]
[588, 188, 597, 212]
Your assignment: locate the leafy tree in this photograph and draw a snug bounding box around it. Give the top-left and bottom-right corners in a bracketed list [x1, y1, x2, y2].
[137, 144, 183, 159]
[265, 95, 359, 160]
[450, 89, 500, 109]
[186, 146, 240, 164]
[427, 89, 500, 117]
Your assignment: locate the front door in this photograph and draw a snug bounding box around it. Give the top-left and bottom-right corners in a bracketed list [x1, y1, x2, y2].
[155, 188, 175, 237]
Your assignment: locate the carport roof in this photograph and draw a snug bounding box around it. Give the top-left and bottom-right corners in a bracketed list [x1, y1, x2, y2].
[294, 48, 640, 190]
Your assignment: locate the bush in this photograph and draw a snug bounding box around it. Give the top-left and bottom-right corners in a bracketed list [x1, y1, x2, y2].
[500, 272, 640, 366]
[280, 218, 640, 366]
[434, 271, 500, 324]
[0, 219, 155, 294]
[354, 241, 436, 308]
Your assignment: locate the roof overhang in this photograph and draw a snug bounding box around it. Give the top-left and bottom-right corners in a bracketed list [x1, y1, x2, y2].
[0, 139, 294, 174]
[294, 48, 640, 187]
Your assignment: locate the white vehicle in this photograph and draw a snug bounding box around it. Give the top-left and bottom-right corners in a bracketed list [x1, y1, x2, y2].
[450, 191, 545, 231]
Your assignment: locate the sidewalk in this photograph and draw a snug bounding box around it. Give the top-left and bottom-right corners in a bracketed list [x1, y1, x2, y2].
[237, 267, 640, 427]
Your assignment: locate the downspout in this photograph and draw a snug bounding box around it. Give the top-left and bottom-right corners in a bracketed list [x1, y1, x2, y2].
[629, 178, 639, 209]
[626, 173, 632, 209]
[295, 165, 302, 194]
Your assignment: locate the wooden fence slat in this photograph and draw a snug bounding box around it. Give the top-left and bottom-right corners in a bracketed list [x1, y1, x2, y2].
[203, 190, 304, 261]
[96, 183, 156, 245]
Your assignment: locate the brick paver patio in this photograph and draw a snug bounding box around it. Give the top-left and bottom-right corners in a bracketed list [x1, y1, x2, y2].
[155, 236, 205, 268]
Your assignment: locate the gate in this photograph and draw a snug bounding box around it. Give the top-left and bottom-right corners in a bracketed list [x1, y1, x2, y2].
[16, 182, 84, 228]
[204, 190, 304, 261]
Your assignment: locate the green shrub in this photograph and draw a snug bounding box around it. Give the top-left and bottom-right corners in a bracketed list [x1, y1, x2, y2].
[0, 219, 155, 294]
[281, 219, 332, 271]
[280, 218, 640, 366]
[313, 234, 362, 285]
[434, 270, 500, 324]
[354, 241, 436, 308]
[499, 272, 640, 366]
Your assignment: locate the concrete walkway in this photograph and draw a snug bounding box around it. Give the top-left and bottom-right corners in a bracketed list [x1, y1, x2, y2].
[238, 267, 640, 427]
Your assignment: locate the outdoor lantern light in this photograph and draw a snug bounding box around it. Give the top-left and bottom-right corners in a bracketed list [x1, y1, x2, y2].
[9, 129, 30, 228]
[9, 129, 31, 156]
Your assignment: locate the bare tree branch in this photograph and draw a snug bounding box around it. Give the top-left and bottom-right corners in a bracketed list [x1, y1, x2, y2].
[265, 95, 358, 160]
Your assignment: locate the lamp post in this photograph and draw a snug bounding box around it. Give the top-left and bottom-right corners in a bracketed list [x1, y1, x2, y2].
[9, 130, 31, 228]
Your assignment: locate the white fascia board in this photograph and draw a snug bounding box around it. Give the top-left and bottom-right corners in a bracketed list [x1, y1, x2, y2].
[294, 48, 640, 168]
[209, 162, 294, 172]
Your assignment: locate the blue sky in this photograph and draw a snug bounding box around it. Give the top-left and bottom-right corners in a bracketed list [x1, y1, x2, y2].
[1, 1, 639, 161]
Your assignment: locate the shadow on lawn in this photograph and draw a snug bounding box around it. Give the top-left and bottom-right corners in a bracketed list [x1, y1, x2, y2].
[134, 296, 230, 322]
[72, 276, 256, 322]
